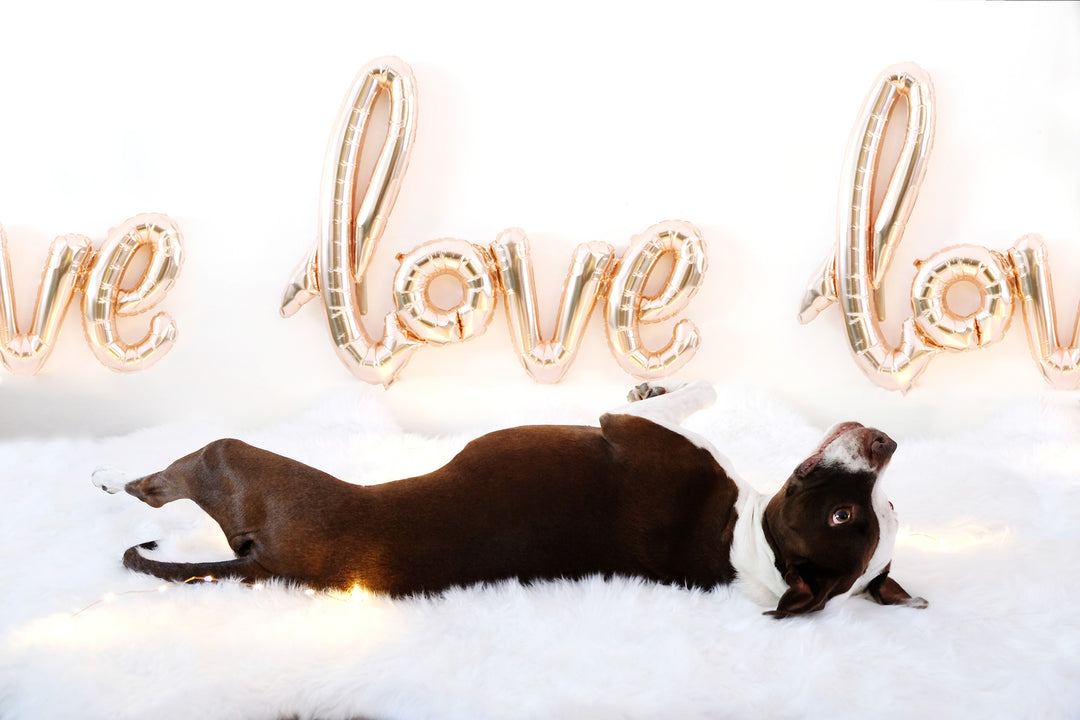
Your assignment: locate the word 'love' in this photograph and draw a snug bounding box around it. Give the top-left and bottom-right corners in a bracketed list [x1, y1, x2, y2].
[799, 63, 1079, 392]
[281, 57, 706, 386]
[0, 214, 182, 375]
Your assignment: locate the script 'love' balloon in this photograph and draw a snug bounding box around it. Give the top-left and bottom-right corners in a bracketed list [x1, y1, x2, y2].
[82, 213, 184, 372]
[491, 228, 616, 383]
[0, 213, 182, 375]
[1009, 235, 1080, 390]
[800, 62, 1079, 392]
[281, 56, 421, 386]
[393, 238, 497, 345]
[0, 230, 94, 374]
[606, 220, 707, 378]
[282, 57, 707, 385]
[910, 245, 1014, 352]
[799, 62, 939, 393]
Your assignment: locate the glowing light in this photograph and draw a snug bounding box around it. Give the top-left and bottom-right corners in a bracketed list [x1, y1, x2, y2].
[1037, 443, 1080, 474]
[331, 583, 374, 604]
[897, 526, 1007, 553]
[72, 576, 340, 618]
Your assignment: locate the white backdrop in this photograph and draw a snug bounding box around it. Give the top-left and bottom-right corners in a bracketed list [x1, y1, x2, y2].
[0, 1, 1077, 438]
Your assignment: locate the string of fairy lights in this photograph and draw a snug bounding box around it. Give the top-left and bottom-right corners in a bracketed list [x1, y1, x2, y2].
[69, 527, 998, 618]
[71, 576, 371, 617]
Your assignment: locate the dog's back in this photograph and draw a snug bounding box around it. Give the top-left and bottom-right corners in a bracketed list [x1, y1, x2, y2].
[337, 413, 739, 594]
[122, 413, 740, 594]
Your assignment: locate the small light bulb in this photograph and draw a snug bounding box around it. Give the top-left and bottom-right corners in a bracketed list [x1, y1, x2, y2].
[304, 588, 315, 596]
[203, 575, 213, 583]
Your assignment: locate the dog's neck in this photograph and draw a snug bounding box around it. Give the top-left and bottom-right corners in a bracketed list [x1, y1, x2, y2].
[729, 485, 788, 606]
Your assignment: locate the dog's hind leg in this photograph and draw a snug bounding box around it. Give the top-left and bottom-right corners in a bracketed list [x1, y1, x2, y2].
[93, 466, 190, 506]
[122, 469, 193, 509]
[123, 541, 273, 585]
[113, 440, 244, 509]
[92, 467, 130, 494]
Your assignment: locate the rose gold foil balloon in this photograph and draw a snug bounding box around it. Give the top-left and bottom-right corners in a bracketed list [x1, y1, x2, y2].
[491, 228, 616, 383]
[281, 56, 708, 385]
[280, 243, 318, 319]
[280, 56, 421, 386]
[911, 245, 1015, 352]
[605, 220, 706, 378]
[81, 213, 183, 372]
[393, 238, 497, 345]
[0, 229, 94, 374]
[798, 62, 940, 393]
[1008, 234, 1080, 390]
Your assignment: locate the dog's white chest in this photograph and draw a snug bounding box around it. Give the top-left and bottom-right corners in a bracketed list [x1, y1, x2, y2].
[728, 490, 788, 606]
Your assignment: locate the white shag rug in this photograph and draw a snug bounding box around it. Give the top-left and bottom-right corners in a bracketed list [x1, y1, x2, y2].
[1, 385, 1079, 720]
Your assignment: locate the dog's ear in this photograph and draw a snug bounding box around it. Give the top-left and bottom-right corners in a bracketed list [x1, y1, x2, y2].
[864, 567, 929, 609]
[765, 566, 843, 619]
[783, 455, 820, 496]
[794, 455, 818, 479]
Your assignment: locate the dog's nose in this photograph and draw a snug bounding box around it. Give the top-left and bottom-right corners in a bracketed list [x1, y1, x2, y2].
[871, 433, 897, 462]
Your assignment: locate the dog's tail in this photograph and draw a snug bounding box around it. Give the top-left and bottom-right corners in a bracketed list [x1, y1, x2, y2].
[123, 541, 272, 584]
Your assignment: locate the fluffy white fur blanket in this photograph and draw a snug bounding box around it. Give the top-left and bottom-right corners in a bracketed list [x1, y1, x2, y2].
[2, 385, 1078, 720]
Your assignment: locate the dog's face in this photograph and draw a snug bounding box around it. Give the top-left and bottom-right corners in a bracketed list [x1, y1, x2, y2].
[762, 422, 922, 617]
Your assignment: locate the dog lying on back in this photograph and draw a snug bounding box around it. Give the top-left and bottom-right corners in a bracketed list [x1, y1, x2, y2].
[96, 381, 926, 618]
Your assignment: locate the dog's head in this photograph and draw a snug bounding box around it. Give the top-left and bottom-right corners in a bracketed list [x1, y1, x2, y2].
[762, 422, 926, 618]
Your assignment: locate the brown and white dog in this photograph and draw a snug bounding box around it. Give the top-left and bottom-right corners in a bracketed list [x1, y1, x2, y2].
[95, 381, 926, 617]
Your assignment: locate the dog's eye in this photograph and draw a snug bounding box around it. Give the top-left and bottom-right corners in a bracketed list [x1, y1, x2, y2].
[830, 507, 854, 526]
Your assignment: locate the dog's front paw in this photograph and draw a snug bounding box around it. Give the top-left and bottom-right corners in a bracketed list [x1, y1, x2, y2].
[627, 382, 665, 402]
[627, 382, 681, 402]
[630, 379, 678, 403]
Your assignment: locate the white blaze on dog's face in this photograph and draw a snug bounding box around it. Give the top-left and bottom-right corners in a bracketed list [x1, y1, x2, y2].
[762, 422, 924, 618]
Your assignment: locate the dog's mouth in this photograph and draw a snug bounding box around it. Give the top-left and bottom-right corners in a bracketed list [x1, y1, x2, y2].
[815, 422, 896, 474]
[816, 422, 865, 454]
